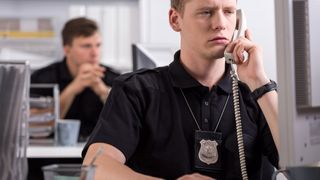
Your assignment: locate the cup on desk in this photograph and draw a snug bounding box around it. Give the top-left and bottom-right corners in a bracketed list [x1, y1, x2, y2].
[56, 119, 80, 146]
[42, 164, 95, 180]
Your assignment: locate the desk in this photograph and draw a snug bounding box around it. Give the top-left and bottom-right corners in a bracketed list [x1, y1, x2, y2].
[27, 143, 85, 158]
[27, 144, 85, 179]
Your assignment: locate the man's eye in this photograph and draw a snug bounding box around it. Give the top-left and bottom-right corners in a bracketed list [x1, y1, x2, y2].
[81, 45, 91, 48]
[225, 10, 235, 15]
[201, 11, 212, 16]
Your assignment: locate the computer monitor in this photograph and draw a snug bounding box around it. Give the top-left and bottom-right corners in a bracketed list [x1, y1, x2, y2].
[132, 43, 156, 71]
[275, 0, 320, 167]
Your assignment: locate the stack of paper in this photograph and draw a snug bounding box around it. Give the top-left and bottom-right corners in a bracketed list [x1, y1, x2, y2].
[29, 84, 59, 146]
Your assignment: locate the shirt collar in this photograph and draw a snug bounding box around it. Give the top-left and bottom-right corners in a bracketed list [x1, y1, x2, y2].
[168, 50, 232, 94]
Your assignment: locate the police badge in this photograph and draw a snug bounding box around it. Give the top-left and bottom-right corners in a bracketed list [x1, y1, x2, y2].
[194, 130, 222, 173]
[198, 139, 219, 165]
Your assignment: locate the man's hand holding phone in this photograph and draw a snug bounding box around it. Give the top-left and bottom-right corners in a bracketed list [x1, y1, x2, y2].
[225, 29, 269, 91]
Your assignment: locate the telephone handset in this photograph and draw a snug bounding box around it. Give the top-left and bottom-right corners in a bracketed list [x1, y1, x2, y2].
[224, 9, 249, 180]
[224, 9, 248, 64]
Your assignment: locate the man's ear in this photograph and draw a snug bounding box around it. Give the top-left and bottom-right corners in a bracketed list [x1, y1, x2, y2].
[169, 8, 181, 32]
[63, 45, 70, 56]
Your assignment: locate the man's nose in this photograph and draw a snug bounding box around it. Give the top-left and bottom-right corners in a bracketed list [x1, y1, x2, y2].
[91, 46, 100, 57]
[211, 11, 227, 31]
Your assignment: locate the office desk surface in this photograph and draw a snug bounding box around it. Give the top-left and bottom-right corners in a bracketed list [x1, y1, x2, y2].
[27, 143, 85, 158]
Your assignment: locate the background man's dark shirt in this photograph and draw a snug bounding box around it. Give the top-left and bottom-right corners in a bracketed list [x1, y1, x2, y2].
[31, 58, 120, 139]
[83, 51, 278, 179]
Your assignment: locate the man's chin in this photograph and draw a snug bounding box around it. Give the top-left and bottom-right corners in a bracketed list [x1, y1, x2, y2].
[87, 61, 100, 65]
[207, 50, 225, 60]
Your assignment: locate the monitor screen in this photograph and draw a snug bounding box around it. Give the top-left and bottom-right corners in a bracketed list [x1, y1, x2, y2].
[131, 44, 156, 71]
[275, 0, 320, 167]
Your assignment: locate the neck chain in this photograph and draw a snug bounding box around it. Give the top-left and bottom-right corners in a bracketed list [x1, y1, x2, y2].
[180, 88, 230, 132]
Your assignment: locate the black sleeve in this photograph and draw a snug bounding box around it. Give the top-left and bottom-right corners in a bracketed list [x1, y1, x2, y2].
[31, 65, 57, 84]
[82, 78, 142, 160]
[103, 66, 121, 86]
[30, 70, 56, 97]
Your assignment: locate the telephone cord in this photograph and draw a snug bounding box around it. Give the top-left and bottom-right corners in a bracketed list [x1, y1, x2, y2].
[230, 65, 248, 180]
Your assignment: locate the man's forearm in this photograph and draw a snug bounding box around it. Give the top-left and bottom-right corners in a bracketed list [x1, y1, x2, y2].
[91, 83, 111, 103]
[59, 85, 77, 118]
[256, 90, 279, 152]
[85, 155, 159, 180]
[83, 144, 162, 180]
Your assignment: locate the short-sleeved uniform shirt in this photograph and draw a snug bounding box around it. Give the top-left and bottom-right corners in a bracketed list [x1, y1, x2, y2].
[83, 51, 278, 179]
[31, 58, 120, 139]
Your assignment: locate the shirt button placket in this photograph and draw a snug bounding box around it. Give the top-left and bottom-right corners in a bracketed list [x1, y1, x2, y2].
[202, 99, 210, 130]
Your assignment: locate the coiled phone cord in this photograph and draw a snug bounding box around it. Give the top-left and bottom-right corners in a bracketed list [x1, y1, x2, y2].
[230, 64, 248, 180]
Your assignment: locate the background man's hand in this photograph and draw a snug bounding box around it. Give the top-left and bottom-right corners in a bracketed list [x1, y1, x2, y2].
[91, 77, 111, 102]
[70, 63, 106, 95]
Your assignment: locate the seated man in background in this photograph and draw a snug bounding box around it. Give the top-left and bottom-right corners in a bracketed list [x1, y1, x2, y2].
[31, 17, 120, 142]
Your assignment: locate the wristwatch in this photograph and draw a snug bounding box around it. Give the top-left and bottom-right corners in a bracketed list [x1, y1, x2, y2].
[251, 80, 278, 101]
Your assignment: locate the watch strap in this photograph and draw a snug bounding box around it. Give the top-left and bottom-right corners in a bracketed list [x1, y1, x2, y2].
[251, 80, 277, 101]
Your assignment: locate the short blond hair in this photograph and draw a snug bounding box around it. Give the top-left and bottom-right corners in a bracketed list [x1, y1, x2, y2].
[171, 0, 238, 13]
[170, 0, 191, 13]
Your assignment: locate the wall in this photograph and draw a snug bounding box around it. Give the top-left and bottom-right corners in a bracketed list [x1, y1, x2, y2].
[238, 1, 277, 80]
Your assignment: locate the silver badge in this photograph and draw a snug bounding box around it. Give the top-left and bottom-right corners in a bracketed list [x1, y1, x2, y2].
[198, 139, 219, 165]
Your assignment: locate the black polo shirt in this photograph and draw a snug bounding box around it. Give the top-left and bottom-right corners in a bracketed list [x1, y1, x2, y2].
[31, 58, 120, 139]
[83, 51, 278, 179]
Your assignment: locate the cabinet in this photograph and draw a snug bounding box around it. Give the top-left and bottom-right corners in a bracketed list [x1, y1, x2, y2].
[0, 17, 60, 71]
